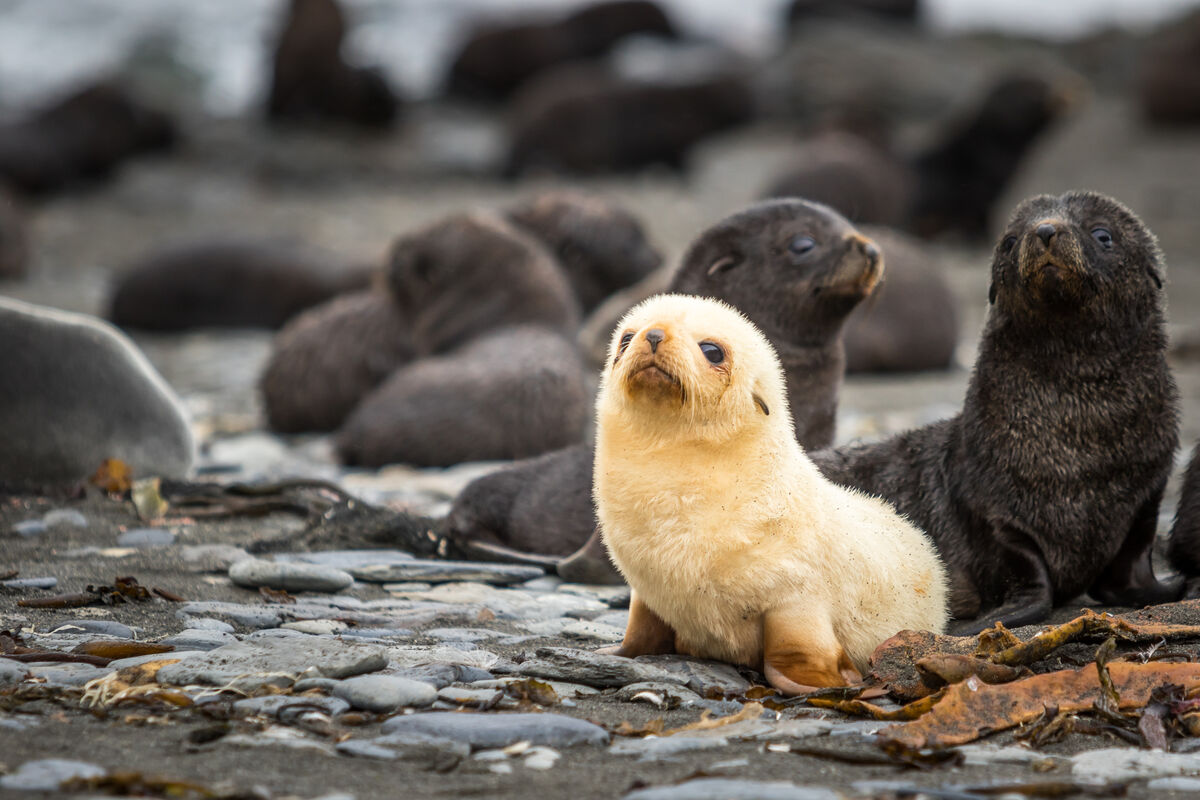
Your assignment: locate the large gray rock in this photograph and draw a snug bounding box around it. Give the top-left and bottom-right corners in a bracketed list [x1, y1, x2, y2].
[512, 647, 687, 688]
[228, 558, 353, 593]
[625, 779, 839, 800]
[332, 674, 438, 712]
[157, 637, 386, 686]
[381, 711, 608, 748]
[0, 297, 194, 484]
[352, 559, 543, 585]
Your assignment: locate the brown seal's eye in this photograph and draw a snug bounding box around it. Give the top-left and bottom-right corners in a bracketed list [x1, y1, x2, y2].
[1001, 235, 1018, 253]
[789, 235, 816, 256]
[1092, 227, 1113, 249]
[699, 342, 724, 364]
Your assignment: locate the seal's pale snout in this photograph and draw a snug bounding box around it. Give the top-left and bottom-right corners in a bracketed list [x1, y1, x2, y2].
[834, 233, 885, 294]
[645, 328, 665, 352]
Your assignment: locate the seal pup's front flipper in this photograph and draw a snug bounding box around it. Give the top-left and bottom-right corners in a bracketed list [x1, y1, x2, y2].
[604, 592, 676, 657]
[950, 528, 1052, 635]
[1092, 484, 1184, 606]
[762, 605, 861, 694]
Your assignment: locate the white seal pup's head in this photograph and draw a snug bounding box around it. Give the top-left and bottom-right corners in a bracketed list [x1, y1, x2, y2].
[597, 293, 790, 446]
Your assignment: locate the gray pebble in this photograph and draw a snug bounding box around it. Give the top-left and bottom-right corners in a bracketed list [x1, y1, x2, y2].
[513, 647, 686, 688]
[234, 694, 350, 718]
[50, 619, 134, 639]
[0, 576, 57, 590]
[624, 779, 840, 800]
[352, 559, 543, 586]
[246, 628, 309, 639]
[179, 544, 250, 571]
[160, 629, 237, 651]
[180, 617, 235, 633]
[0, 658, 29, 685]
[178, 601, 284, 629]
[0, 759, 106, 791]
[392, 663, 494, 688]
[336, 740, 398, 760]
[116, 527, 175, 547]
[157, 637, 387, 686]
[105, 650, 208, 671]
[13, 519, 47, 538]
[520, 576, 564, 592]
[339, 627, 414, 640]
[43, 509, 89, 529]
[228, 558, 353, 593]
[26, 663, 112, 688]
[280, 620, 348, 635]
[381, 712, 609, 748]
[293, 677, 341, 693]
[523, 746, 561, 770]
[424, 628, 504, 642]
[436, 686, 503, 708]
[333, 674, 437, 712]
[277, 550, 414, 570]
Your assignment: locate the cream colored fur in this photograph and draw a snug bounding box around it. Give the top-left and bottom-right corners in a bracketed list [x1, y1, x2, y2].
[594, 293, 948, 674]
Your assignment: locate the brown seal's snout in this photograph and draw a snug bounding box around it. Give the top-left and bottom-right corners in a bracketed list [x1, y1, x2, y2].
[827, 233, 885, 295]
[1019, 218, 1084, 292]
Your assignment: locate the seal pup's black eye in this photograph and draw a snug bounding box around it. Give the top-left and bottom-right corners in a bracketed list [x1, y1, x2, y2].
[699, 342, 724, 364]
[789, 235, 816, 255]
[1091, 227, 1113, 249]
[615, 331, 634, 363]
[1001, 235, 1018, 253]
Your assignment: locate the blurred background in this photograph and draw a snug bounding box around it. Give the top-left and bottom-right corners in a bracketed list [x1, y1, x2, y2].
[1, 0, 1199, 514]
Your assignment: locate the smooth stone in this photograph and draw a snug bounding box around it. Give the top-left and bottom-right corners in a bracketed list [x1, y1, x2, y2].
[633, 656, 751, 696]
[228, 558, 353, 593]
[116, 527, 175, 547]
[50, 619, 134, 639]
[393, 663, 494, 688]
[1070, 748, 1200, 783]
[521, 576, 564, 592]
[13, 519, 47, 538]
[617, 682, 703, 707]
[0, 576, 57, 589]
[246, 628, 309, 639]
[281, 620, 349, 635]
[0, 297, 194, 484]
[382, 712, 609, 748]
[512, 647, 686, 688]
[333, 674, 438, 712]
[1148, 777, 1200, 791]
[160, 629, 237, 651]
[275, 550, 414, 569]
[372, 731, 471, 762]
[611, 735, 729, 760]
[0, 759, 106, 791]
[353, 560, 543, 586]
[234, 694, 350, 718]
[178, 601, 284, 629]
[624, 779, 840, 800]
[43, 509, 89, 528]
[336, 740, 397, 760]
[183, 618, 236, 633]
[26, 663, 112, 687]
[293, 677, 341, 693]
[424, 628, 505, 642]
[958, 745, 1058, 766]
[384, 582, 606, 620]
[386, 646, 505, 671]
[518, 618, 624, 641]
[104, 650, 208, 671]
[157, 638, 387, 686]
[340, 628, 415, 640]
[557, 585, 629, 605]
[179, 544, 250, 571]
[0, 658, 30, 685]
[437, 686, 503, 708]
[523, 747, 560, 770]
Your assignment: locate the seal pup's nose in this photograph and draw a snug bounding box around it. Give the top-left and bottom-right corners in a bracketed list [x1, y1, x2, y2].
[1036, 223, 1057, 246]
[645, 328, 665, 353]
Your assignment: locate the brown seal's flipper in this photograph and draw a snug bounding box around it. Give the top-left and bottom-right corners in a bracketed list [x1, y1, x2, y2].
[950, 528, 1053, 636]
[1091, 485, 1184, 606]
[762, 606, 861, 693]
[557, 527, 624, 585]
[604, 593, 676, 657]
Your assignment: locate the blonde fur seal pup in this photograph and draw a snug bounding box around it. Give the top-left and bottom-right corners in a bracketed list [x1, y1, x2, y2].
[595, 294, 947, 689]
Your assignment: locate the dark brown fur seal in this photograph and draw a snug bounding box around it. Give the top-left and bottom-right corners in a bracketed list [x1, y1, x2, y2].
[812, 191, 1180, 631]
[260, 289, 414, 434]
[108, 239, 372, 331]
[505, 66, 754, 175]
[1168, 445, 1200, 585]
[1138, 10, 1200, 125]
[336, 325, 589, 468]
[505, 192, 662, 311]
[842, 226, 958, 373]
[0, 82, 175, 196]
[447, 199, 881, 565]
[446, 0, 676, 100]
[268, 0, 398, 127]
[259, 211, 580, 434]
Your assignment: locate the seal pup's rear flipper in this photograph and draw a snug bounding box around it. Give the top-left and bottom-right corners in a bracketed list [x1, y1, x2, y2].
[763, 606, 861, 693]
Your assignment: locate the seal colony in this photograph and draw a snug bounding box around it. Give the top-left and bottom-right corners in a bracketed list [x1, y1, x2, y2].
[595, 294, 947, 687]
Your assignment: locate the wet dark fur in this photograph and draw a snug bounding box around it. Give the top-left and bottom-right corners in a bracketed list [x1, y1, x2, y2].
[267, 0, 398, 127]
[505, 192, 662, 311]
[1168, 444, 1200, 580]
[260, 290, 414, 434]
[446, 0, 676, 100]
[505, 67, 754, 175]
[811, 192, 1180, 631]
[842, 226, 958, 373]
[0, 82, 175, 196]
[336, 325, 590, 468]
[446, 199, 880, 563]
[108, 239, 371, 331]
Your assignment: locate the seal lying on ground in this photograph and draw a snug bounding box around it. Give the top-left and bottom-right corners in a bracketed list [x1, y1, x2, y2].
[336, 325, 589, 468]
[595, 294, 947, 688]
[267, 0, 398, 127]
[1168, 444, 1200, 591]
[446, 199, 881, 565]
[260, 212, 580, 434]
[812, 191, 1180, 631]
[108, 239, 372, 331]
[0, 297, 194, 485]
[505, 192, 662, 311]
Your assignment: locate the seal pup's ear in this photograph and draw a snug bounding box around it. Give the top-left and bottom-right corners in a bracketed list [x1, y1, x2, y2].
[1146, 266, 1163, 290]
[988, 282, 997, 305]
[753, 393, 770, 416]
[707, 254, 740, 277]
